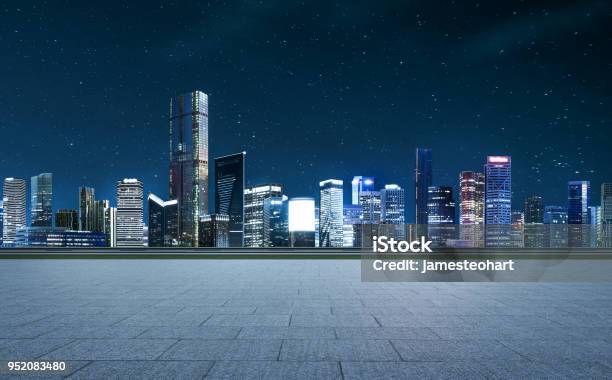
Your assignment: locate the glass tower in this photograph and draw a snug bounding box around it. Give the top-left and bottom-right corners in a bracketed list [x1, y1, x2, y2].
[79, 187, 96, 231]
[319, 179, 344, 248]
[485, 156, 512, 247]
[169, 91, 209, 247]
[567, 180, 590, 247]
[244, 184, 283, 247]
[148, 193, 179, 247]
[459, 171, 485, 247]
[214, 152, 245, 247]
[30, 173, 53, 227]
[116, 179, 144, 247]
[2, 178, 26, 246]
[351, 176, 374, 205]
[263, 195, 289, 247]
[427, 185, 455, 246]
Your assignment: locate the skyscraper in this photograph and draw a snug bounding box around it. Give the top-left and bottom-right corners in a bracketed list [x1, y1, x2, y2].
[2, 178, 26, 246]
[79, 187, 96, 231]
[263, 195, 289, 247]
[589, 206, 602, 248]
[0, 199, 4, 246]
[359, 191, 381, 224]
[93, 199, 109, 233]
[351, 176, 374, 205]
[343, 205, 363, 247]
[169, 91, 209, 247]
[567, 180, 590, 247]
[147, 193, 179, 247]
[55, 209, 79, 230]
[602, 183, 612, 248]
[30, 173, 53, 227]
[544, 206, 568, 248]
[459, 171, 485, 247]
[288, 197, 316, 247]
[485, 156, 512, 247]
[381, 184, 405, 224]
[244, 184, 283, 247]
[510, 211, 525, 248]
[427, 185, 455, 246]
[319, 179, 344, 247]
[524, 195, 545, 248]
[199, 214, 230, 247]
[116, 179, 144, 247]
[215, 152, 245, 247]
[415, 148, 432, 227]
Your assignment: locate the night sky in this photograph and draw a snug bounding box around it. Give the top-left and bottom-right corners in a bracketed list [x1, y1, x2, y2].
[1, 1, 610, 222]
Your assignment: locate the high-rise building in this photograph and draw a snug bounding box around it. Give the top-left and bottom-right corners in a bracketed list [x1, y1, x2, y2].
[343, 205, 363, 247]
[0, 199, 4, 246]
[199, 214, 230, 247]
[380, 184, 406, 241]
[510, 211, 525, 248]
[319, 179, 344, 247]
[263, 195, 289, 247]
[55, 209, 78, 230]
[116, 179, 144, 247]
[351, 176, 374, 205]
[244, 184, 282, 247]
[602, 183, 612, 248]
[169, 91, 209, 247]
[93, 200, 109, 233]
[485, 156, 512, 247]
[106, 207, 117, 247]
[567, 180, 590, 247]
[589, 206, 602, 248]
[415, 148, 432, 227]
[2, 178, 26, 246]
[459, 171, 485, 247]
[147, 193, 179, 247]
[79, 187, 96, 231]
[524, 196, 545, 248]
[544, 206, 568, 248]
[215, 152, 245, 247]
[288, 197, 316, 247]
[30, 173, 53, 227]
[359, 191, 381, 224]
[427, 185, 455, 246]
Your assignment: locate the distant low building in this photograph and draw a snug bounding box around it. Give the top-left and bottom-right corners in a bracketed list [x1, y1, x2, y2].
[199, 214, 230, 248]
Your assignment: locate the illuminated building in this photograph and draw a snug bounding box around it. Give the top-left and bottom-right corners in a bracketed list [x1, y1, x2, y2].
[199, 214, 229, 248]
[459, 171, 485, 247]
[244, 184, 282, 247]
[116, 178, 144, 247]
[2, 178, 26, 246]
[567, 180, 590, 247]
[319, 179, 344, 247]
[148, 193, 179, 247]
[215, 152, 245, 247]
[485, 156, 512, 247]
[288, 197, 315, 247]
[30, 173, 53, 227]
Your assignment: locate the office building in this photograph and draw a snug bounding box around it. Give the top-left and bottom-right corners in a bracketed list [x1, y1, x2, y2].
[244, 184, 282, 247]
[319, 179, 344, 247]
[199, 214, 229, 248]
[343, 205, 363, 247]
[359, 191, 381, 224]
[55, 209, 78, 230]
[0, 199, 3, 246]
[288, 197, 315, 247]
[427, 185, 455, 246]
[15, 227, 105, 247]
[116, 179, 144, 247]
[30, 173, 53, 227]
[544, 206, 568, 248]
[351, 176, 374, 205]
[263, 195, 289, 247]
[589, 206, 602, 248]
[215, 152, 245, 247]
[510, 211, 525, 248]
[169, 91, 209, 246]
[148, 193, 179, 247]
[106, 207, 117, 247]
[79, 187, 96, 231]
[459, 171, 485, 247]
[415, 148, 433, 228]
[2, 178, 26, 246]
[380, 184, 406, 241]
[601, 183, 612, 248]
[567, 181, 590, 247]
[524, 196, 545, 248]
[485, 156, 512, 247]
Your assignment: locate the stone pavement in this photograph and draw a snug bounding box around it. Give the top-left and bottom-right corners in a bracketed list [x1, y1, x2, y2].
[0, 259, 611, 379]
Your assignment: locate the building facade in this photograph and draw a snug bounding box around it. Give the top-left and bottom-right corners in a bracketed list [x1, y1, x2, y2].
[359, 191, 381, 224]
[319, 179, 344, 247]
[544, 206, 568, 248]
[116, 179, 144, 247]
[601, 183, 612, 248]
[459, 171, 485, 247]
[263, 195, 289, 247]
[215, 152, 245, 247]
[30, 173, 53, 227]
[2, 178, 26, 246]
[79, 187, 96, 231]
[485, 156, 512, 247]
[199, 214, 230, 247]
[351, 176, 374, 205]
[524, 195, 545, 248]
[169, 91, 209, 246]
[288, 197, 316, 247]
[567, 180, 590, 247]
[244, 184, 282, 247]
[55, 209, 79, 230]
[427, 185, 455, 246]
[148, 193, 179, 247]
[343, 205, 363, 247]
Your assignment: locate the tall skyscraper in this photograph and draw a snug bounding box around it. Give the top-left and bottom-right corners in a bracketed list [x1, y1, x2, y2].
[319, 179, 344, 247]
[415, 148, 432, 227]
[147, 193, 179, 247]
[116, 179, 144, 247]
[602, 183, 612, 248]
[93, 199, 109, 233]
[343, 205, 363, 247]
[215, 152, 245, 247]
[351, 176, 374, 205]
[381, 184, 405, 224]
[79, 187, 96, 231]
[459, 171, 485, 247]
[55, 209, 78, 230]
[2, 178, 26, 246]
[567, 180, 590, 247]
[169, 91, 209, 247]
[524, 195, 545, 248]
[199, 214, 230, 247]
[244, 184, 282, 247]
[288, 197, 316, 247]
[544, 206, 568, 248]
[30, 173, 53, 227]
[427, 185, 455, 246]
[263, 195, 289, 247]
[485, 156, 512, 247]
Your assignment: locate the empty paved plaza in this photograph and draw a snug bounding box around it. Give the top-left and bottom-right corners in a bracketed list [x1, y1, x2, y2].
[1, 258, 612, 379]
